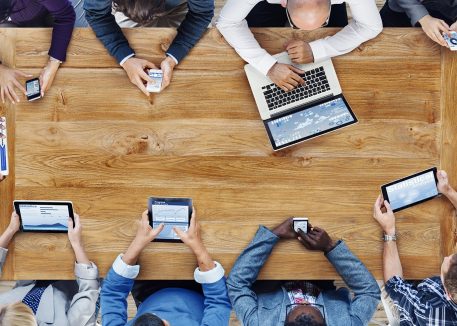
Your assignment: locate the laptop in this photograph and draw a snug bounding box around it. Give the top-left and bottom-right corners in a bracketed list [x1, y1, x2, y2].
[245, 52, 357, 150]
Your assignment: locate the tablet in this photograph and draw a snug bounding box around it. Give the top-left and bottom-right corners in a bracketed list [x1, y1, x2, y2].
[264, 95, 357, 150]
[14, 200, 74, 232]
[148, 197, 192, 242]
[381, 167, 439, 212]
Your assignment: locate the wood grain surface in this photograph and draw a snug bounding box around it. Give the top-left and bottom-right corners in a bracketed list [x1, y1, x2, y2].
[0, 27, 455, 280]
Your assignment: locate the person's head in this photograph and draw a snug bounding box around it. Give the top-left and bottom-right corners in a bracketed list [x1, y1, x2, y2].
[284, 304, 325, 326]
[133, 313, 170, 326]
[441, 253, 457, 302]
[112, 0, 167, 25]
[0, 302, 36, 326]
[280, 0, 331, 30]
[0, 0, 12, 23]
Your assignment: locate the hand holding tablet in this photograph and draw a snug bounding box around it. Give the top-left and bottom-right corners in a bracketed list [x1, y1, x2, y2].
[14, 200, 75, 232]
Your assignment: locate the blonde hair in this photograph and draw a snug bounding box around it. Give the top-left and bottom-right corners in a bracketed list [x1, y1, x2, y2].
[0, 302, 36, 326]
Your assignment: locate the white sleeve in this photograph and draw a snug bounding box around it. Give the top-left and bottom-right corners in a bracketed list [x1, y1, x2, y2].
[216, 0, 278, 76]
[309, 0, 383, 62]
[194, 261, 225, 284]
[112, 254, 140, 279]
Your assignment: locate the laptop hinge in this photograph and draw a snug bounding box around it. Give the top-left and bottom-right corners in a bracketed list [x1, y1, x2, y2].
[270, 93, 335, 118]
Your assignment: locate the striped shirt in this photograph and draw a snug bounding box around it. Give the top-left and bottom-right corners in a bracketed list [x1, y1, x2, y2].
[385, 276, 457, 325]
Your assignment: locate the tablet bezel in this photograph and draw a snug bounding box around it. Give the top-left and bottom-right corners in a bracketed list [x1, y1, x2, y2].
[381, 167, 439, 213]
[148, 197, 193, 243]
[13, 200, 74, 233]
[264, 94, 358, 151]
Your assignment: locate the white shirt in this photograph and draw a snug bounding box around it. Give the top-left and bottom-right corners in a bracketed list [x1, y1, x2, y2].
[216, 0, 383, 76]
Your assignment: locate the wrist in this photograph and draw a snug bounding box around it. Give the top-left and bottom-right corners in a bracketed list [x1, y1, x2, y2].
[442, 186, 456, 198]
[47, 59, 60, 70]
[5, 226, 18, 237]
[164, 56, 177, 69]
[323, 240, 337, 253]
[384, 228, 396, 236]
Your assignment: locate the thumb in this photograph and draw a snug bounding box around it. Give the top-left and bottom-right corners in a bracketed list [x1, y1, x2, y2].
[68, 218, 74, 231]
[384, 200, 393, 213]
[152, 223, 164, 236]
[289, 65, 305, 74]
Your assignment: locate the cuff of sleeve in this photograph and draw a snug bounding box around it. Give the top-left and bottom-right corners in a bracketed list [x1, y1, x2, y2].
[48, 49, 66, 63]
[410, 7, 429, 26]
[75, 261, 99, 280]
[165, 53, 179, 65]
[120, 53, 135, 66]
[324, 239, 344, 258]
[194, 261, 225, 284]
[0, 248, 8, 262]
[309, 39, 328, 63]
[385, 275, 404, 291]
[114, 46, 135, 65]
[256, 54, 278, 76]
[166, 43, 188, 64]
[112, 254, 140, 279]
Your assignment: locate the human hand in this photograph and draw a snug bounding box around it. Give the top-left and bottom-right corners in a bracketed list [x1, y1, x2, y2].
[39, 59, 60, 97]
[121, 57, 156, 96]
[68, 213, 82, 247]
[160, 56, 177, 91]
[373, 195, 396, 235]
[451, 21, 457, 32]
[0, 173, 4, 182]
[173, 208, 205, 253]
[297, 225, 336, 253]
[419, 15, 450, 47]
[7, 211, 20, 235]
[267, 63, 305, 92]
[272, 217, 298, 239]
[133, 210, 164, 249]
[437, 170, 454, 196]
[0, 64, 31, 104]
[285, 40, 314, 64]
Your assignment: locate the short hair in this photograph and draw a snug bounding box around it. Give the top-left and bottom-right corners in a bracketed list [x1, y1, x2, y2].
[113, 0, 166, 25]
[134, 313, 165, 326]
[444, 257, 457, 301]
[284, 313, 325, 326]
[0, 302, 36, 326]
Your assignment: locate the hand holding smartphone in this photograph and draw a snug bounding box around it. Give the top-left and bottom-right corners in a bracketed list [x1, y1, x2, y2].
[293, 217, 308, 233]
[25, 78, 41, 101]
[146, 69, 163, 93]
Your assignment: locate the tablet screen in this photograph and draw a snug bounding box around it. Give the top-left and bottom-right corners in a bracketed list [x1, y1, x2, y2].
[384, 169, 438, 211]
[150, 199, 191, 240]
[265, 96, 357, 150]
[17, 203, 72, 231]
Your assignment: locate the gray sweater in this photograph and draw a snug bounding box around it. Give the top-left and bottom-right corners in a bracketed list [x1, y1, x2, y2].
[388, 0, 457, 25]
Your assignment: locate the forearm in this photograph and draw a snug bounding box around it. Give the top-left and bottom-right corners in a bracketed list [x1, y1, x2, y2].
[122, 239, 144, 265]
[0, 228, 16, 249]
[194, 246, 215, 272]
[71, 243, 91, 265]
[383, 240, 403, 282]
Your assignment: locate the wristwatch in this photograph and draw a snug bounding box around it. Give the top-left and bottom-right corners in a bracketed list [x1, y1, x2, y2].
[383, 234, 397, 242]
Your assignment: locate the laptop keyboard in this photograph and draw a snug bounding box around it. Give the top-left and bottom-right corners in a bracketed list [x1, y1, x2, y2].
[262, 66, 330, 111]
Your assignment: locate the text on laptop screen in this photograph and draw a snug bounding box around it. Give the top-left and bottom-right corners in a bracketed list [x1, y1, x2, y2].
[266, 97, 355, 148]
[385, 171, 438, 211]
[20, 204, 71, 231]
[151, 200, 190, 240]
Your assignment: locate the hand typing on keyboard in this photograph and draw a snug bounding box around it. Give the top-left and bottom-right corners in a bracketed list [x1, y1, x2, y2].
[285, 40, 314, 64]
[267, 63, 305, 92]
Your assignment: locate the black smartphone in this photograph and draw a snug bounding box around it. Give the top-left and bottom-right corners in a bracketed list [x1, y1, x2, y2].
[26, 78, 41, 102]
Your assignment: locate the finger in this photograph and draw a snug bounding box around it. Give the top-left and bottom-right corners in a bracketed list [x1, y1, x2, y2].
[139, 70, 154, 83]
[141, 210, 149, 223]
[286, 77, 299, 87]
[135, 77, 150, 97]
[7, 84, 20, 103]
[297, 235, 311, 249]
[282, 82, 295, 92]
[384, 200, 393, 213]
[289, 65, 305, 75]
[73, 213, 80, 227]
[173, 226, 186, 239]
[39, 75, 46, 97]
[152, 223, 165, 236]
[143, 61, 158, 70]
[297, 228, 307, 239]
[190, 207, 196, 228]
[1, 87, 4, 104]
[15, 70, 33, 78]
[68, 218, 74, 231]
[288, 72, 305, 86]
[433, 29, 447, 46]
[439, 20, 450, 30]
[286, 41, 302, 50]
[303, 233, 318, 247]
[12, 79, 26, 96]
[4, 86, 15, 104]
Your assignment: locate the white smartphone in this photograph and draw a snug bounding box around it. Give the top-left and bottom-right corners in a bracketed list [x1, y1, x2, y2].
[444, 31, 457, 51]
[147, 69, 163, 93]
[293, 217, 308, 233]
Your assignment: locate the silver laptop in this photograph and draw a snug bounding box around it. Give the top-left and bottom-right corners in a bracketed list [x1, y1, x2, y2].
[245, 52, 357, 150]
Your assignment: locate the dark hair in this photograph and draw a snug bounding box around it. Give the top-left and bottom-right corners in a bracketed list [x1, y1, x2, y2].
[133, 313, 165, 326]
[285, 313, 325, 326]
[0, 0, 12, 23]
[444, 256, 457, 302]
[112, 0, 166, 25]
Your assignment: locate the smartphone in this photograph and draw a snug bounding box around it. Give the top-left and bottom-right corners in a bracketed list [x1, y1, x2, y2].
[146, 69, 163, 93]
[444, 31, 457, 51]
[26, 78, 41, 101]
[293, 217, 308, 233]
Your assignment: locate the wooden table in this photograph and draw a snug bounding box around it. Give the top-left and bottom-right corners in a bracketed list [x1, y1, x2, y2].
[0, 28, 455, 280]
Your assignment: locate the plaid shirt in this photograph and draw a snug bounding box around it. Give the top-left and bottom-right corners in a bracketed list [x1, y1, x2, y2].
[385, 276, 457, 325]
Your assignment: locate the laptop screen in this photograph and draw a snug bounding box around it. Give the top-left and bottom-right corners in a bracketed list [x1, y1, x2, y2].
[264, 95, 357, 150]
